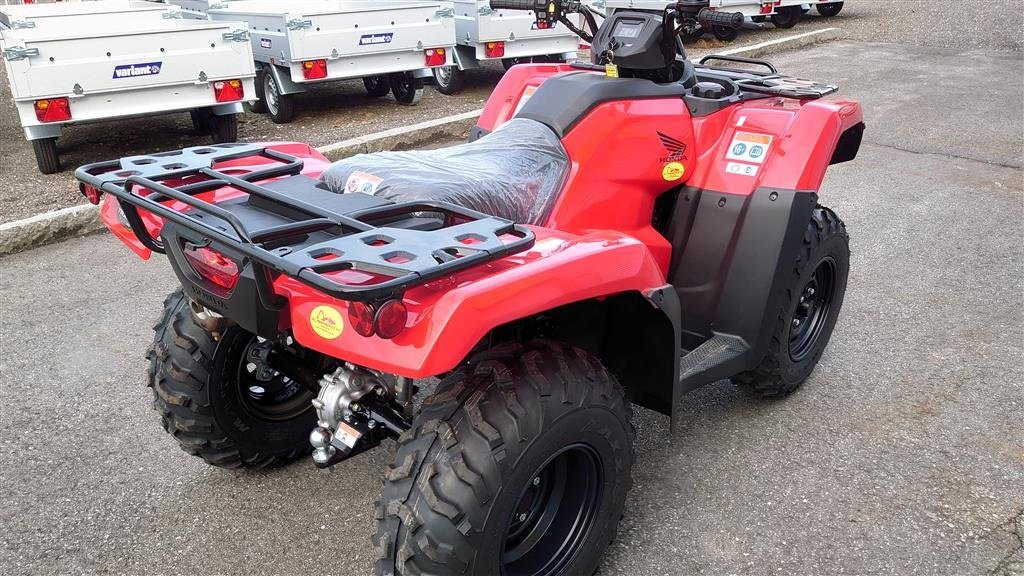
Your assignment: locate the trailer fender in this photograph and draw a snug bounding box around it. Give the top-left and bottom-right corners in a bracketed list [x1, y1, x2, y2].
[264, 63, 306, 95]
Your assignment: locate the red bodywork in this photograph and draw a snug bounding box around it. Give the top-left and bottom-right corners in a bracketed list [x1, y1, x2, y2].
[101, 64, 862, 379]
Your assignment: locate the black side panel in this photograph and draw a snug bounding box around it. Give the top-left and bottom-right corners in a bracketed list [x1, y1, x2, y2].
[515, 72, 689, 137]
[830, 122, 865, 165]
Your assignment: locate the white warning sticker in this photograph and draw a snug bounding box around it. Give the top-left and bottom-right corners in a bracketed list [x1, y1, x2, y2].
[725, 131, 772, 165]
[334, 422, 361, 449]
[726, 162, 759, 177]
[345, 171, 383, 195]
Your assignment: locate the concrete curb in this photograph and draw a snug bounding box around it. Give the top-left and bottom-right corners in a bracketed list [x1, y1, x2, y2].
[0, 28, 845, 257]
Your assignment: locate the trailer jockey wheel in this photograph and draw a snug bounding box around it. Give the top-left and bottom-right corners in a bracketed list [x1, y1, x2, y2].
[713, 25, 739, 41]
[771, 6, 802, 28]
[363, 75, 391, 98]
[262, 72, 295, 124]
[388, 72, 423, 105]
[32, 138, 60, 175]
[431, 65, 464, 95]
[815, 2, 844, 17]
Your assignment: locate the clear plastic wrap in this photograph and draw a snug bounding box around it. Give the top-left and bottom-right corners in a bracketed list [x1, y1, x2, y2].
[319, 118, 568, 225]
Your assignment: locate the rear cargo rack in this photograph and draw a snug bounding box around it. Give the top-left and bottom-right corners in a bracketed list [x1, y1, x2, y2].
[75, 144, 535, 303]
[696, 55, 838, 99]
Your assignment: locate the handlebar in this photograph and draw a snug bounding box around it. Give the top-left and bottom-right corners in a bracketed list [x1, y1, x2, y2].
[697, 8, 744, 29]
[488, 0, 539, 9]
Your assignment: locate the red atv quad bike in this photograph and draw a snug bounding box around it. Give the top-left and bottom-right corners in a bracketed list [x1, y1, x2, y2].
[76, 1, 863, 573]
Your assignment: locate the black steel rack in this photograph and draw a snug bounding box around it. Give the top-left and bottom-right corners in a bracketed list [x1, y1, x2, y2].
[696, 55, 839, 100]
[75, 144, 536, 303]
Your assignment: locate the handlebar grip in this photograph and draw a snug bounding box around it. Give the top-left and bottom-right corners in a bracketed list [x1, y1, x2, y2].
[489, 0, 539, 10]
[697, 8, 744, 29]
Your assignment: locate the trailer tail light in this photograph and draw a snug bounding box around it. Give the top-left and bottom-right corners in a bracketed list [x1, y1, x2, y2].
[760, 1, 780, 14]
[34, 98, 72, 123]
[424, 48, 446, 67]
[213, 79, 244, 102]
[301, 59, 328, 80]
[535, 20, 551, 30]
[79, 183, 101, 205]
[184, 245, 239, 290]
[348, 302, 376, 338]
[484, 41, 505, 58]
[374, 300, 408, 339]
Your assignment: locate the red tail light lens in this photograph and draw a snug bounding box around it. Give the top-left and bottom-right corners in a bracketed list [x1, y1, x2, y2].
[34, 98, 72, 123]
[424, 48, 446, 67]
[484, 41, 505, 58]
[374, 300, 408, 339]
[79, 183, 101, 205]
[184, 245, 239, 290]
[213, 79, 244, 102]
[536, 20, 552, 29]
[348, 302, 376, 338]
[301, 59, 328, 80]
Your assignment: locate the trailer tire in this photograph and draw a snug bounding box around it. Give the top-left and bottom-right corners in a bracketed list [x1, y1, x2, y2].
[389, 72, 423, 106]
[502, 56, 532, 71]
[363, 75, 391, 98]
[373, 340, 634, 576]
[147, 290, 316, 469]
[210, 113, 238, 144]
[246, 70, 268, 113]
[431, 66, 464, 95]
[263, 72, 295, 124]
[190, 108, 212, 133]
[771, 6, 802, 28]
[734, 206, 849, 398]
[681, 28, 705, 43]
[815, 2, 844, 17]
[713, 25, 739, 41]
[32, 138, 60, 175]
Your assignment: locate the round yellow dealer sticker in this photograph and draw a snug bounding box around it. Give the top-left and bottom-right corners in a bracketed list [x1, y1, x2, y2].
[309, 305, 344, 340]
[662, 162, 685, 182]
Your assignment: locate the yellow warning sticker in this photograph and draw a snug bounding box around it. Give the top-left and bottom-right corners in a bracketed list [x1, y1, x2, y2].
[662, 162, 685, 181]
[605, 64, 619, 78]
[309, 305, 344, 340]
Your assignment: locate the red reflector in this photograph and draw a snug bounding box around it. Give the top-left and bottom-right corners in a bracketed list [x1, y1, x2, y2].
[536, 20, 552, 29]
[348, 302, 376, 338]
[424, 48, 446, 67]
[484, 41, 505, 58]
[374, 300, 408, 339]
[301, 59, 328, 80]
[80, 183, 101, 205]
[760, 3, 773, 13]
[213, 79, 244, 102]
[184, 246, 239, 290]
[34, 98, 72, 123]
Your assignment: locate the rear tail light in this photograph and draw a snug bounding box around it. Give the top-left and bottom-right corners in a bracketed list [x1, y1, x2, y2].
[424, 48, 446, 67]
[213, 79, 244, 102]
[536, 20, 552, 30]
[301, 59, 328, 80]
[484, 41, 505, 58]
[79, 183, 101, 205]
[374, 300, 408, 339]
[184, 245, 240, 290]
[34, 98, 72, 123]
[348, 302, 376, 338]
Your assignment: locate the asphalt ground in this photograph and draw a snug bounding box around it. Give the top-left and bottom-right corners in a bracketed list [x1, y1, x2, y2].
[7, 0, 1022, 224]
[2, 30, 1023, 575]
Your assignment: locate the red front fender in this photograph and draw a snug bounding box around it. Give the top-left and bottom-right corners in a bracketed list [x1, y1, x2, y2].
[277, 227, 668, 378]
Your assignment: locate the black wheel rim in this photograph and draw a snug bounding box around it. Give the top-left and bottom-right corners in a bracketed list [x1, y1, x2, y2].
[502, 444, 603, 576]
[391, 75, 411, 99]
[789, 257, 838, 362]
[227, 334, 313, 422]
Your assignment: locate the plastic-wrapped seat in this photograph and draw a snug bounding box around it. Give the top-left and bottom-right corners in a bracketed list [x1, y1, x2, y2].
[319, 118, 569, 226]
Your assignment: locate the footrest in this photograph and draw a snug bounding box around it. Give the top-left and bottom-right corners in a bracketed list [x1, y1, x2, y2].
[679, 334, 749, 388]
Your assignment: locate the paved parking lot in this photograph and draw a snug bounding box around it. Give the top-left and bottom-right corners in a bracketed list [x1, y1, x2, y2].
[2, 1, 1022, 574]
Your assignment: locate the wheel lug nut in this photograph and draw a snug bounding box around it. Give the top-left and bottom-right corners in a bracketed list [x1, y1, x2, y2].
[518, 513, 527, 522]
[533, 477, 540, 486]
[792, 318, 801, 327]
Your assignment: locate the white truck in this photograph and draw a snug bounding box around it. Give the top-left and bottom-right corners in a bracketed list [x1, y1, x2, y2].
[182, 0, 457, 124]
[432, 0, 579, 94]
[1, 0, 256, 174]
[601, 0, 845, 41]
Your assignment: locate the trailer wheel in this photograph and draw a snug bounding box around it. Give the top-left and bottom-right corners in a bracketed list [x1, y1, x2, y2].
[770, 6, 802, 28]
[190, 108, 212, 133]
[815, 2, 844, 17]
[263, 72, 295, 124]
[734, 206, 849, 398]
[502, 56, 532, 71]
[246, 69, 268, 114]
[712, 25, 739, 41]
[363, 75, 391, 98]
[681, 27, 705, 43]
[209, 113, 238, 144]
[431, 66, 464, 95]
[389, 72, 423, 106]
[373, 340, 634, 576]
[32, 138, 60, 175]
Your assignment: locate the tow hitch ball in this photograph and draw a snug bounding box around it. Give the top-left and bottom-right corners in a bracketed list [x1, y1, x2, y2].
[308, 364, 409, 468]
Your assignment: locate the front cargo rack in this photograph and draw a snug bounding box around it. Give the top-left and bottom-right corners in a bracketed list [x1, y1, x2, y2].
[75, 144, 536, 303]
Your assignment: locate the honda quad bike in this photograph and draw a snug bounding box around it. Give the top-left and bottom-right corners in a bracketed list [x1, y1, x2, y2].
[76, 1, 863, 574]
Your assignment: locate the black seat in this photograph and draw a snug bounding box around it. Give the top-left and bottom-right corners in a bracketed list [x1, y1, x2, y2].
[319, 118, 569, 226]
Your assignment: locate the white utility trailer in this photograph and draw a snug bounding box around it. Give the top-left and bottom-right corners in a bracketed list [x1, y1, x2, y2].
[432, 0, 579, 94]
[602, 0, 845, 41]
[1, 1, 256, 174]
[184, 0, 457, 124]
